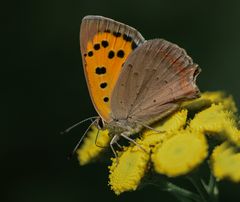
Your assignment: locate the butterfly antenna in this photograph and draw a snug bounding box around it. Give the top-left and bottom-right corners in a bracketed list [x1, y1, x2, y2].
[61, 116, 99, 134]
[68, 119, 97, 159]
[134, 119, 165, 133]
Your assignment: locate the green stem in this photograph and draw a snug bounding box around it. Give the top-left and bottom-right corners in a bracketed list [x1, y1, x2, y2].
[165, 181, 202, 202]
[145, 181, 202, 202]
[187, 175, 209, 202]
[207, 173, 219, 202]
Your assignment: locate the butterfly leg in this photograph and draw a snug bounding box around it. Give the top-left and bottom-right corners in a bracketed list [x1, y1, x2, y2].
[120, 133, 147, 153]
[115, 142, 123, 149]
[94, 128, 108, 148]
[134, 119, 165, 134]
[110, 135, 120, 163]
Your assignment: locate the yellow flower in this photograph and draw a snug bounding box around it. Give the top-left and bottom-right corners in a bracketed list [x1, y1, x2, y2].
[152, 130, 208, 177]
[108, 146, 150, 195]
[211, 142, 240, 182]
[139, 109, 188, 148]
[189, 103, 240, 145]
[201, 91, 237, 112]
[152, 109, 188, 132]
[189, 103, 236, 134]
[182, 91, 237, 112]
[78, 91, 240, 195]
[108, 110, 189, 194]
[77, 126, 110, 165]
[224, 125, 240, 146]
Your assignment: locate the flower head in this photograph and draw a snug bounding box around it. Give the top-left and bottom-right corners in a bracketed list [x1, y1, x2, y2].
[78, 91, 240, 196]
[109, 145, 150, 195]
[139, 109, 188, 148]
[189, 103, 240, 145]
[152, 130, 208, 177]
[211, 142, 240, 182]
[182, 91, 237, 112]
[77, 126, 110, 165]
[189, 103, 236, 133]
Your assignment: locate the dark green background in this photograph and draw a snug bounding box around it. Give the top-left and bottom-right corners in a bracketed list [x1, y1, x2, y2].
[3, 0, 240, 201]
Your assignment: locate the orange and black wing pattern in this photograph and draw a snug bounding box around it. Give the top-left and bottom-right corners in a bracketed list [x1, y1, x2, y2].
[80, 15, 145, 122]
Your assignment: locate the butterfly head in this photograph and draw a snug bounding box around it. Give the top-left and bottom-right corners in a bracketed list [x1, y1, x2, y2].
[95, 117, 106, 130]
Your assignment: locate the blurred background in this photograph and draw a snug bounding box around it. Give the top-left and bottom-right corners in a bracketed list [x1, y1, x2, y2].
[3, 0, 240, 201]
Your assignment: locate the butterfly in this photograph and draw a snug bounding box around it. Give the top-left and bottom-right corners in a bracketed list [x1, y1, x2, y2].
[79, 15, 200, 156]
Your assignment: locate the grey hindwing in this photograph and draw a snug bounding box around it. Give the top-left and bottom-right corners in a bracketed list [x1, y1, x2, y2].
[110, 39, 200, 124]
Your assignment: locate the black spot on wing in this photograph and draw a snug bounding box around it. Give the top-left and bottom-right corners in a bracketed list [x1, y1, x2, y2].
[88, 51, 93, 57]
[117, 50, 125, 58]
[100, 82, 107, 89]
[108, 50, 115, 59]
[101, 40, 109, 48]
[113, 31, 121, 37]
[103, 97, 109, 102]
[123, 34, 132, 42]
[94, 44, 100, 50]
[95, 67, 106, 75]
[131, 41, 138, 50]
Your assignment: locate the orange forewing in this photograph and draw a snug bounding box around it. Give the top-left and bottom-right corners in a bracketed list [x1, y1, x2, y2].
[80, 16, 145, 122]
[84, 32, 133, 121]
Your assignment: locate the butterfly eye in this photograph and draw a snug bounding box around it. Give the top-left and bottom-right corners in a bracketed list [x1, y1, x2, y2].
[97, 118, 104, 129]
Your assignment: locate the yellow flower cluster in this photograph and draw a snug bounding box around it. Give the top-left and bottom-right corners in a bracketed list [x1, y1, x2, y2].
[211, 142, 240, 182]
[77, 126, 110, 165]
[109, 145, 149, 195]
[77, 91, 240, 195]
[152, 130, 208, 177]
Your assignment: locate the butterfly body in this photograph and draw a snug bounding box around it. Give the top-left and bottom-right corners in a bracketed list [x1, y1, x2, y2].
[106, 119, 140, 136]
[80, 16, 201, 155]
